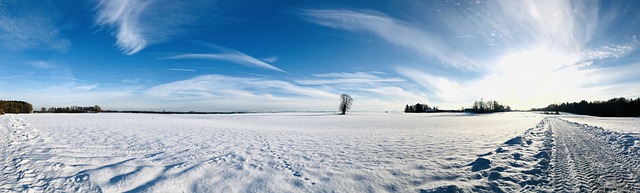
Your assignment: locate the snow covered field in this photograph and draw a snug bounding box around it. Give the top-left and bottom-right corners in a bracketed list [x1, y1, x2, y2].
[560, 115, 640, 135]
[1, 112, 639, 192]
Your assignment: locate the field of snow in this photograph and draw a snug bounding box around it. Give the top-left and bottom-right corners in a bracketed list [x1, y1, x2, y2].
[560, 114, 640, 135]
[1, 112, 639, 192]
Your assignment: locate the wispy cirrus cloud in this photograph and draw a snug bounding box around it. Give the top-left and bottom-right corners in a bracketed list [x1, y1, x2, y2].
[165, 45, 286, 72]
[262, 56, 279, 63]
[299, 9, 480, 70]
[145, 72, 426, 111]
[296, 72, 404, 85]
[94, 0, 198, 55]
[27, 61, 55, 69]
[74, 83, 100, 91]
[332, 1, 640, 109]
[146, 74, 333, 100]
[0, 1, 70, 52]
[121, 78, 144, 84]
[94, 0, 149, 55]
[166, 68, 196, 72]
[395, 67, 466, 103]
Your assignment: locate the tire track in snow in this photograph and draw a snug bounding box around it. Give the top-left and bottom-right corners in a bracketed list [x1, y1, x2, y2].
[549, 118, 640, 192]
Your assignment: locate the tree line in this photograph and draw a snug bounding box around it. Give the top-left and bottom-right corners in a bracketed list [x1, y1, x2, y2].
[404, 103, 438, 113]
[533, 97, 640, 117]
[404, 100, 511, 114]
[0, 100, 33, 114]
[471, 99, 511, 113]
[39, 105, 103, 113]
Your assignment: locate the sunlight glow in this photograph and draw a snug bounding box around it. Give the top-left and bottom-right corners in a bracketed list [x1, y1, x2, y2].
[473, 46, 588, 109]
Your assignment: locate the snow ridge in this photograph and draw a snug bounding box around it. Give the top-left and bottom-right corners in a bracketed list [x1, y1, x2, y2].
[422, 120, 553, 192]
[465, 120, 553, 192]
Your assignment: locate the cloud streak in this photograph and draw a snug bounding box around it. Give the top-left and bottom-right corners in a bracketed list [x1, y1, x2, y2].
[144, 72, 427, 111]
[94, 0, 199, 55]
[147, 74, 333, 99]
[166, 68, 196, 72]
[299, 9, 480, 70]
[27, 61, 54, 69]
[166, 45, 286, 72]
[95, 0, 151, 55]
[395, 67, 466, 103]
[262, 56, 279, 63]
[74, 83, 100, 91]
[296, 72, 404, 85]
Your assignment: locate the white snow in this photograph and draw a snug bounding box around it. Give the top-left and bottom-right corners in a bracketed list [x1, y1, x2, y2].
[560, 115, 640, 135]
[1, 112, 639, 192]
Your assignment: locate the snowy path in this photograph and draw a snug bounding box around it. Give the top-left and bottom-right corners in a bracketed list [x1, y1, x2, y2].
[442, 117, 640, 192]
[548, 118, 640, 192]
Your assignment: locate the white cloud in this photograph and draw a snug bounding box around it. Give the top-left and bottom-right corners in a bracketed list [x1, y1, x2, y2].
[144, 73, 427, 111]
[165, 45, 286, 72]
[585, 62, 640, 87]
[121, 78, 144, 84]
[380, 1, 640, 109]
[146, 74, 335, 100]
[94, 0, 198, 55]
[27, 61, 54, 69]
[296, 72, 404, 85]
[95, 0, 152, 55]
[395, 67, 466, 103]
[262, 56, 279, 63]
[74, 83, 100, 91]
[312, 72, 378, 79]
[490, 0, 599, 51]
[300, 9, 480, 70]
[166, 68, 196, 72]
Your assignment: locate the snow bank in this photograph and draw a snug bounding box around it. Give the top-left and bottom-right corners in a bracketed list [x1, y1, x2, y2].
[429, 119, 554, 192]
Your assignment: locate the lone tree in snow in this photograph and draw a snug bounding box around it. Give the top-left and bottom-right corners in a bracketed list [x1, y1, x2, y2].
[339, 94, 353, 115]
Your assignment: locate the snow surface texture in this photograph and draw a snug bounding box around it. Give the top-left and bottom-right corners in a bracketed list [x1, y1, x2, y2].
[1, 112, 639, 192]
[561, 115, 640, 135]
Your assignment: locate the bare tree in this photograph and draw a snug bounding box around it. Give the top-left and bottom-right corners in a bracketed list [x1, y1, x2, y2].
[339, 94, 353, 115]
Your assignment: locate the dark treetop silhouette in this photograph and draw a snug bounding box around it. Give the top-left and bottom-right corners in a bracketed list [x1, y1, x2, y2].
[534, 97, 640, 117]
[0, 100, 32, 114]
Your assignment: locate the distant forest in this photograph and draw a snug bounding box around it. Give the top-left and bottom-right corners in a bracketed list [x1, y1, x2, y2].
[39, 105, 103, 113]
[0, 100, 33, 114]
[404, 103, 438, 113]
[404, 99, 511, 113]
[470, 99, 511, 113]
[534, 97, 640, 117]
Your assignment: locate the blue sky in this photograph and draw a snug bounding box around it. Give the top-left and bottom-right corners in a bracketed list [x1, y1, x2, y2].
[2, 0, 640, 111]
